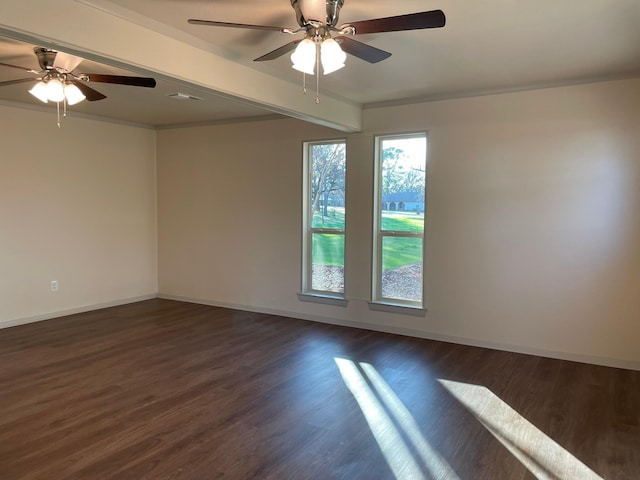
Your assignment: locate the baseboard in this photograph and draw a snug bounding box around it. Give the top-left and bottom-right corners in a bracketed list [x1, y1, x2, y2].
[0, 294, 158, 330]
[158, 293, 640, 372]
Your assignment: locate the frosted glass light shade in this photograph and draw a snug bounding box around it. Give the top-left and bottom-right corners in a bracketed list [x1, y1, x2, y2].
[64, 83, 86, 105]
[29, 81, 49, 103]
[320, 38, 346, 75]
[46, 78, 65, 103]
[291, 38, 316, 75]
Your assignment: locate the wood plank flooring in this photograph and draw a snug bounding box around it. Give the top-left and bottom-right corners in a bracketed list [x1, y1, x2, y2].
[0, 299, 638, 479]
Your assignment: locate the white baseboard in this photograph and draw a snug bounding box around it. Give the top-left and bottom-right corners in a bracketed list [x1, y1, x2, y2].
[0, 294, 157, 330]
[158, 293, 640, 372]
[3, 293, 637, 371]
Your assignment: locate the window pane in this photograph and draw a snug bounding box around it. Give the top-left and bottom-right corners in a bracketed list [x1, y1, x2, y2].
[381, 236, 423, 302]
[380, 137, 426, 232]
[311, 233, 344, 293]
[310, 143, 346, 229]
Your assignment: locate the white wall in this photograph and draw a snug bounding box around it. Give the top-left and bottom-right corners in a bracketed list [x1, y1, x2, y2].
[0, 104, 157, 326]
[157, 78, 640, 369]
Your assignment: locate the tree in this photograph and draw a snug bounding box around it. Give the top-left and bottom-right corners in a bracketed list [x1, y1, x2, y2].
[400, 166, 425, 195]
[382, 146, 425, 197]
[381, 147, 405, 195]
[310, 143, 345, 221]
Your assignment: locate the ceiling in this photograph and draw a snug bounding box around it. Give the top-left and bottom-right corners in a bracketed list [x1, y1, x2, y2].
[1, 0, 639, 129]
[0, 37, 273, 127]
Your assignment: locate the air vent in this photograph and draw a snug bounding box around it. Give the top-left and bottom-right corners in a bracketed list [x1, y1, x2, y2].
[167, 92, 202, 101]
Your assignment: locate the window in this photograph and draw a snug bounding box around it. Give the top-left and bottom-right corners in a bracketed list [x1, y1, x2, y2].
[373, 133, 427, 308]
[302, 140, 346, 298]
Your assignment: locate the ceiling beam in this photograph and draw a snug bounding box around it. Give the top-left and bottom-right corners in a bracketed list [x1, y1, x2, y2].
[0, 0, 362, 132]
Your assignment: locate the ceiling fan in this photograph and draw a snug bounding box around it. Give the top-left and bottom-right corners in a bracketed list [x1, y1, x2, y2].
[188, 0, 446, 73]
[0, 47, 156, 104]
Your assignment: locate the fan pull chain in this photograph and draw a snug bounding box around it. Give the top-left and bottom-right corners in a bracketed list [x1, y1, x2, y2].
[56, 101, 61, 128]
[315, 43, 320, 104]
[302, 73, 307, 95]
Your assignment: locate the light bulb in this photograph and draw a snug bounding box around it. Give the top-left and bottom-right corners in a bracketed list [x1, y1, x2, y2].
[321, 38, 346, 75]
[291, 38, 316, 75]
[46, 78, 65, 103]
[64, 83, 86, 105]
[29, 81, 49, 103]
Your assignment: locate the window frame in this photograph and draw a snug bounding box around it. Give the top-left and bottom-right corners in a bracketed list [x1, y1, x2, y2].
[301, 139, 347, 301]
[372, 132, 427, 309]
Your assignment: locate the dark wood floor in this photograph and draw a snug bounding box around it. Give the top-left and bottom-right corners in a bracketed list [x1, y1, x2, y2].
[0, 299, 638, 479]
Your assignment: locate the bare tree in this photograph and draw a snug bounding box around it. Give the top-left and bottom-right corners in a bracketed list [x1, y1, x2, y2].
[310, 143, 345, 221]
[382, 147, 425, 196]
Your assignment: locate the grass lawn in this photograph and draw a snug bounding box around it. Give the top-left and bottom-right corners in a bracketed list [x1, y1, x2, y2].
[381, 236, 423, 271]
[312, 233, 345, 266]
[311, 208, 345, 229]
[380, 214, 424, 232]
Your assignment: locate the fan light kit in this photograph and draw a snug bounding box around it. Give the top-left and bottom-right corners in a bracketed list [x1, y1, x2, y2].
[0, 47, 156, 127]
[189, 0, 445, 103]
[291, 37, 346, 75]
[29, 75, 87, 105]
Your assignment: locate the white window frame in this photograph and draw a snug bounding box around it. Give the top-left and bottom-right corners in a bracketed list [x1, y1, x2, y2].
[301, 139, 347, 301]
[372, 132, 427, 309]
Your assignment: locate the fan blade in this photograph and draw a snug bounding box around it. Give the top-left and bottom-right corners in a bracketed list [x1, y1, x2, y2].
[70, 80, 107, 101]
[340, 10, 446, 35]
[335, 37, 391, 64]
[254, 40, 302, 62]
[189, 19, 288, 32]
[80, 74, 156, 88]
[0, 62, 38, 74]
[0, 78, 37, 87]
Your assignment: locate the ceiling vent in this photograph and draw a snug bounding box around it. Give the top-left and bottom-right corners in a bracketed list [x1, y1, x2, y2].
[168, 92, 201, 101]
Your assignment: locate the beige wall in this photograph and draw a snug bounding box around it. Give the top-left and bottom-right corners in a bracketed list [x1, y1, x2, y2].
[157, 78, 640, 368]
[2, 78, 638, 368]
[0, 104, 157, 326]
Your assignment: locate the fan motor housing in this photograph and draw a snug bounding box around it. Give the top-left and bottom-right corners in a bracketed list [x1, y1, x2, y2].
[291, 0, 344, 27]
[34, 47, 58, 71]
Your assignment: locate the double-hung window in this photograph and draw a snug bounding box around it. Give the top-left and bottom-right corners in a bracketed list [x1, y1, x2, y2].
[373, 133, 427, 308]
[302, 140, 346, 298]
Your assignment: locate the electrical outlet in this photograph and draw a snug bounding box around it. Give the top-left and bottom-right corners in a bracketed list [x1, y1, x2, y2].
[51, 280, 58, 292]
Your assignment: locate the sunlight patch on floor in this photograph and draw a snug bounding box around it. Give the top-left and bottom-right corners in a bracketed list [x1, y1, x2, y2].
[438, 379, 603, 480]
[360, 363, 461, 480]
[335, 358, 460, 480]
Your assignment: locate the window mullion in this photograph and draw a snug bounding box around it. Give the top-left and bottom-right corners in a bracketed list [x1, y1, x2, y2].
[381, 230, 423, 238]
[311, 228, 345, 235]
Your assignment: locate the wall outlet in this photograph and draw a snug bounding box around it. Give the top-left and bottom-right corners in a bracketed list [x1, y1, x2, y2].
[51, 280, 58, 292]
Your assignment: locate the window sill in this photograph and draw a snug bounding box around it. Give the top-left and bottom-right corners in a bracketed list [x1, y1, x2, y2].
[368, 301, 427, 317]
[297, 293, 348, 307]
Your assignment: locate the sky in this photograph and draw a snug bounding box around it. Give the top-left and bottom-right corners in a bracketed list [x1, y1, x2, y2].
[382, 135, 427, 171]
